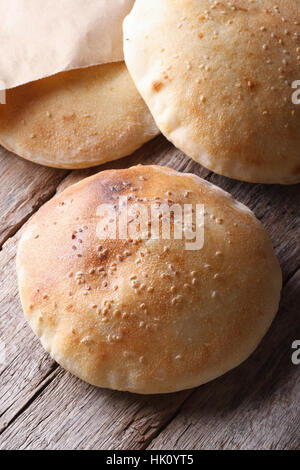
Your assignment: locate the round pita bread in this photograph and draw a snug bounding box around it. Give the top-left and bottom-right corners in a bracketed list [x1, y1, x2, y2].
[124, 0, 300, 184]
[17, 165, 282, 394]
[0, 62, 159, 169]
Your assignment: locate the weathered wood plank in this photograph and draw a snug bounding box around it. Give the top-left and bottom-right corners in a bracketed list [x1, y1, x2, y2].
[0, 271, 298, 450]
[147, 270, 300, 450]
[0, 146, 68, 248]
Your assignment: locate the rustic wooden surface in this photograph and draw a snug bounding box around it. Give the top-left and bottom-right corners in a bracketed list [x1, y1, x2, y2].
[0, 137, 299, 450]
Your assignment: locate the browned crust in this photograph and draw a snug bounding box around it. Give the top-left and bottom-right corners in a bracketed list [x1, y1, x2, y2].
[124, 0, 300, 184]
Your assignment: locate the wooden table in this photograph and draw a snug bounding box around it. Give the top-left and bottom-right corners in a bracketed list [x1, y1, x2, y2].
[0, 136, 299, 450]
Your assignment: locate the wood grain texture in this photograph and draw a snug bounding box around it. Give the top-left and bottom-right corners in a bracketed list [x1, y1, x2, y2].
[0, 137, 299, 450]
[0, 147, 68, 248]
[206, 173, 300, 283]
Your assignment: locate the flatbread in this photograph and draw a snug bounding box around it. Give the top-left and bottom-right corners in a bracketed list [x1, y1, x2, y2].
[0, 62, 159, 168]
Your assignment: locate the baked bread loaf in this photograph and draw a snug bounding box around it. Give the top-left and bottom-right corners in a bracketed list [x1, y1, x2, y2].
[0, 62, 159, 169]
[17, 165, 282, 394]
[124, 0, 300, 184]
